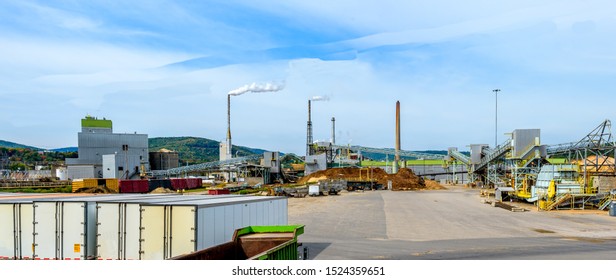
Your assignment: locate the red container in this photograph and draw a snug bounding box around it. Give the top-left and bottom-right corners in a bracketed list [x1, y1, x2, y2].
[119, 180, 134, 193]
[189, 178, 202, 189]
[170, 179, 187, 191]
[134, 180, 149, 193]
[208, 189, 230, 195]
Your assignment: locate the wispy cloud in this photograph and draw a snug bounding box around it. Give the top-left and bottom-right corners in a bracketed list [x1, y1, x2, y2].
[1, 0, 616, 153]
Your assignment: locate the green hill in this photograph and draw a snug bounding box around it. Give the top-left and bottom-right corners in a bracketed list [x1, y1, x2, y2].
[0, 140, 41, 150]
[148, 137, 270, 164]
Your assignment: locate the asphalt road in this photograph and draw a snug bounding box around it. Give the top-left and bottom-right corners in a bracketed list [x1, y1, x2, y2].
[288, 185, 616, 260]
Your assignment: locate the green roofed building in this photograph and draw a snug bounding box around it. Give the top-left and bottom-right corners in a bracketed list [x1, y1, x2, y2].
[66, 116, 149, 180]
[81, 115, 113, 133]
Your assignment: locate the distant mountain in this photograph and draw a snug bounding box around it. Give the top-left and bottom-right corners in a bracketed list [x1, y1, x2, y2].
[0, 140, 78, 152]
[1, 137, 274, 164]
[148, 137, 271, 164]
[51, 147, 78, 152]
[0, 140, 41, 150]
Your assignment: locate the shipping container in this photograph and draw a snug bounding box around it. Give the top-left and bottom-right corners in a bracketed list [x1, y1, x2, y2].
[106, 179, 119, 193]
[208, 189, 230, 195]
[0, 193, 99, 260]
[187, 178, 203, 189]
[138, 196, 288, 260]
[31, 194, 182, 260]
[95, 195, 232, 260]
[0, 193, 87, 201]
[134, 180, 149, 193]
[118, 179, 149, 193]
[71, 178, 99, 193]
[71, 178, 119, 193]
[0, 202, 20, 259]
[170, 178, 187, 191]
[119, 180, 134, 193]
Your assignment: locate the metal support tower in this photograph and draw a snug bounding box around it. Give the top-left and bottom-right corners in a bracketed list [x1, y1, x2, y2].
[306, 100, 313, 157]
[547, 119, 616, 191]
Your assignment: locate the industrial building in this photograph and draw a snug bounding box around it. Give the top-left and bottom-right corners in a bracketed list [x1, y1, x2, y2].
[66, 116, 149, 180]
[446, 120, 616, 211]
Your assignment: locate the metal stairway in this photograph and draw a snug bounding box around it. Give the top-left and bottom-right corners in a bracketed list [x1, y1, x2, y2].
[598, 196, 613, 210]
[545, 193, 572, 211]
[475, 139, 512, 172]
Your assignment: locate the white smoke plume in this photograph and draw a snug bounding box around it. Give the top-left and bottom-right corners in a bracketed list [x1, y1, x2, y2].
[311, 95, 330, 101]
[228, 81, 285, 96]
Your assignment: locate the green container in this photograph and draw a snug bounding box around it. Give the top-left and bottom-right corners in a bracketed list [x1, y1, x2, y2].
[170, 225, 305, 260]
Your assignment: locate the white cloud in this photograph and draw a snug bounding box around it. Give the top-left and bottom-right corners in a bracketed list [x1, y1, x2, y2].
[2, 0, 616, 155]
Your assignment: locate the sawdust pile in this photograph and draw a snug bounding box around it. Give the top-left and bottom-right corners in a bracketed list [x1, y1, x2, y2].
[424, 180, 446, 190]
[298, 167, 445, 191]
[150, 187, 176, 193]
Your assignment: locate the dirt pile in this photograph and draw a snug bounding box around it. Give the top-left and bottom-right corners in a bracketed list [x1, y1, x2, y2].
[388, 168, 425, 191]
[298, 167, 444, 191]
[150, 187, 176, 193]
[424, 180, 446, 190]
[74, 186, 117, 193]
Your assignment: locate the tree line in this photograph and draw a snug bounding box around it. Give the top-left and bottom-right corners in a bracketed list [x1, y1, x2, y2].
[0, 147, 77, 171]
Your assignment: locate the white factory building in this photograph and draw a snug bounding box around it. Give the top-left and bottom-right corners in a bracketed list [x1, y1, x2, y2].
[66, 116, 149, 180]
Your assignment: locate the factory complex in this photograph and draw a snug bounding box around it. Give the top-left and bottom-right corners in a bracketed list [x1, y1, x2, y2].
[1, 97, 616, 261]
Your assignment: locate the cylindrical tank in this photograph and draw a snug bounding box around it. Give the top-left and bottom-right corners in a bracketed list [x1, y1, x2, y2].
[610, 201, 616, 217]
[55, 168, 68, 180]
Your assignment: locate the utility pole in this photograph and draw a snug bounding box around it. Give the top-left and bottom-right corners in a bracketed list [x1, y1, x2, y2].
[493, 89, 501, 147]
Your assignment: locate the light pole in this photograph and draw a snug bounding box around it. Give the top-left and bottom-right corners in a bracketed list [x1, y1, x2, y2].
[493, 89, 501, 147]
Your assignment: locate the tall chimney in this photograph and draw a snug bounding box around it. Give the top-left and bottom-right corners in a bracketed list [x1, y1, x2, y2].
[331, 117, 336, 145]
[226, 95, 232, 159]
[393, 101, 401, 173]
[306, 100, 313, 157]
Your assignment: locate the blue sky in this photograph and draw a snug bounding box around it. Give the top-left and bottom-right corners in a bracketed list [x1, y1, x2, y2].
[1, 1, 615, 155]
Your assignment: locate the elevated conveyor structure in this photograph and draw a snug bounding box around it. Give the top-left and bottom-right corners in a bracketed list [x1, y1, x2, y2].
[447, 129, 544, 188]
[447, 148, 470, 165]
[547, 119, 616, 177]
[334, 145, 446, 160]
[474, 139, 512, 173]
[446, 120, 615, 210]
[151, 155, 264, 177]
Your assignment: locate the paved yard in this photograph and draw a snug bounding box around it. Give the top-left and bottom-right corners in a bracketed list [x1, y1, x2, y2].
[288, 186, 616, 259]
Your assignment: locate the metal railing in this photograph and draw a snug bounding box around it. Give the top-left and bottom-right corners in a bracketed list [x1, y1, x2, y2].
[475, 139, 512, 172]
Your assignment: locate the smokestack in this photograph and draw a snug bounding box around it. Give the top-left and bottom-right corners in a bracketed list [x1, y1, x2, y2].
[226, 95, 232, 159]
[331, 117, 336, 145]
[225, 81, 285, 160]
[306, 100, 313, 157]
[393, 101, 401, 173]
